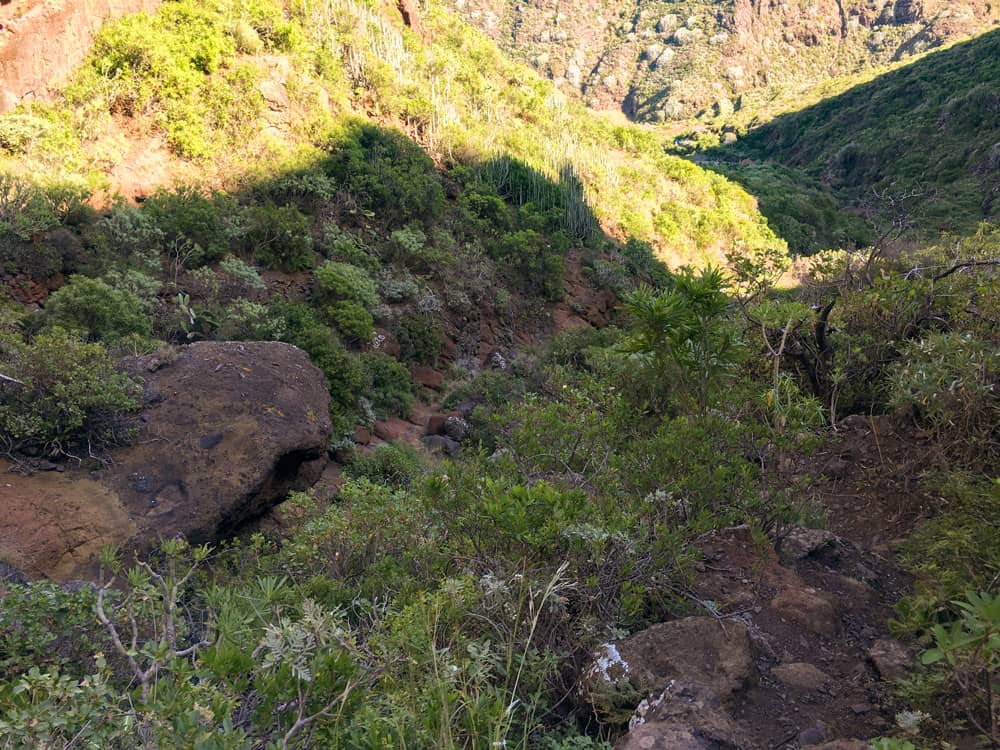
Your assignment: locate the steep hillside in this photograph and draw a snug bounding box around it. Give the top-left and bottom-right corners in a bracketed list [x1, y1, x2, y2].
[0, 0, 784, 266]
[446, 0, 1000, 124]
[713, 28, 1000, 243]
[0, 1, 998, 749]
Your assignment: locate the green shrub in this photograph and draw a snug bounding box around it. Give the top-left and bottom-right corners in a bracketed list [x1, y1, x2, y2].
[267, 301, 365, 435]
[888, 332, 999, 466]
[101, 203, 164, 274]
[313, 261, 378, 308]
[322, 121, 444, 228]
[44, 275, 151, 341]
[219, 255, 266, 291]
[385, 224, 447, 271]
[345, 443, 425, 488]
[0, 328, 141, 454]
[488, 229, 566, 301]
[621, 266, 736, 412]
[247, 203, 314, 271]
[621, 236, 671, 288]
[144, 186, 235, 268]
[361, 352, 414, 417]
[328, 300, 375, 344]
[318, 223, 380, 271]
[395, 313, 443, 365]
[0, 176, 56, 238]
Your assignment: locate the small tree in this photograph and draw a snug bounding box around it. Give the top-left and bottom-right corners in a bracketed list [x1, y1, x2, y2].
[621, 266, 736, 412]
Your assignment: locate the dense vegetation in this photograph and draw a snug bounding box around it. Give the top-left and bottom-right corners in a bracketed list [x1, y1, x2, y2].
[0, 0, 784, 267]
[0, 0, 998, 748]
[709, 29, 1000, 251]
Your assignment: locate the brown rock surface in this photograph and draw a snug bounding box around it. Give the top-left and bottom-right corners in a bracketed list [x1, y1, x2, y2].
[771, 586, 840, 636]
[867, 638, 912, 681]
[0, 341, 331, 580]
[582, 616, 754, 703]
[771, 662, 832, 691]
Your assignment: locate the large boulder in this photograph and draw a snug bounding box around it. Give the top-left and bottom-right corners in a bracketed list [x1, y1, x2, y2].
[0, 341, 331, 580]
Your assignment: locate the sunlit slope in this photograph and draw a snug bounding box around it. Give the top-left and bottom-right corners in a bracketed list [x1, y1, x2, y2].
[0, 0, 785, 267]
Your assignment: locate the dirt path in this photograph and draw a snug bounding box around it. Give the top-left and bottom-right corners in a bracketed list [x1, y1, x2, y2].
[680, 415, 933, 748]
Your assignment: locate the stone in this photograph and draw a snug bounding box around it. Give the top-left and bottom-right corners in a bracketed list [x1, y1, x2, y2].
[422, 435, 460, 455]
[354, 426, 372, 445]
[798, 721, 828, 745]
[374, 418, 408, 442]
[617, 723, 730, 750]
[771, 662, 832, 691]
[425, 411, 461, 436]
[443, 416, 470, 442]
[629, 681, 738, 741]
[656, 14, 679, 33]
[0, 342, 331, 580]
[411, 365, 444, 390]
[617, 721, 739, 749]
[779, 527, 839, 563]
[581, 617, 754, 709]
[868, 638, 912, 680]
[811, 741, 871, 750]
[772, 587, 839, 636]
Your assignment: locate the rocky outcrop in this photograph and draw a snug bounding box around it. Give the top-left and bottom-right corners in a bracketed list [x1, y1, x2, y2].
[0, 341, 331, 580]
[0, 0, 162, 112]
[447, 0, 1000, 121]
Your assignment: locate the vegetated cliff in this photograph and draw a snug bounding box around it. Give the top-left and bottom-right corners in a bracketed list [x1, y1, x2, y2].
[0, 0, 787, 266]
[446, 0, 1000, 123]
[714, 27, 1000, 241]
[0, 0, 161, 111]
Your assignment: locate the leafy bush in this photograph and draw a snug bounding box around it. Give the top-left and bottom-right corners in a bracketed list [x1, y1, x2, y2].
[395, 313, 443, 365]
[319, 223, 380, 271]
[144, 186, 236, 268]
[488, 229, 566, 301]
[313, 261, 378, 309]
[621, 266, 736, 412]
[361, 351, 414, 417]
[323, 121, 444, 228]
[0, 581, 101, 681]
[328, 300, 375, 344]
[0, 174, 86, 240]
[266, 301, 365, 435]
[247, 203, 314, 271]
[0, 328, 141, 454]
[101, 203, 164, 274]
[920, 591, 999, 745]
[44, 275, 151, 341]
[345, 443, 425, 488]
[385, 224, 447, 271]
[219, 255, 266, 291]
[888, 332, 999, 466]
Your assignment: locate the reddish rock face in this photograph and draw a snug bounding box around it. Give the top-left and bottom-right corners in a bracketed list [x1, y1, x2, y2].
[0, 0, 163, 112]
[410, 364, 444, 390]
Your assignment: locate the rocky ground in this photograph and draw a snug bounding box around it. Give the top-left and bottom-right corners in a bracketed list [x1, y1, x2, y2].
[580, 415, 936, 749]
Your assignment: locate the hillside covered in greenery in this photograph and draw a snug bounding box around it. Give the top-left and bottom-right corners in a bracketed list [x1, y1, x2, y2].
[0, 0, 998, 748]
[712, 28, 1000, 249]
[0, 0, 783, 268]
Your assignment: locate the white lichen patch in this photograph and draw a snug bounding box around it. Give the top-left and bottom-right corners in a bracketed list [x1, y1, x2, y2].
[586, 642, 631, 683]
